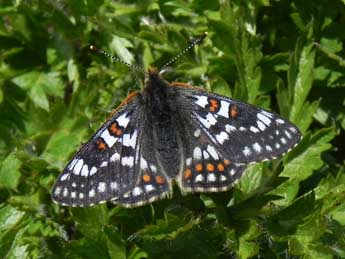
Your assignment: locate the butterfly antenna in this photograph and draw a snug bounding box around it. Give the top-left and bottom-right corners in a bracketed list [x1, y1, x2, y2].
[89, 45, 148, 75]
[159, 32, 208, 73]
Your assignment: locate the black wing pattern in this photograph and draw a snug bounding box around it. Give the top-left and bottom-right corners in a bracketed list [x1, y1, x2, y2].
[51, 94, 143, 206]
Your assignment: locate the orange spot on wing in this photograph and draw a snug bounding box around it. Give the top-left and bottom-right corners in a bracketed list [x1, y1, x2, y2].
[207, 163, 215, 172]
[97, 139, 107, 150]
[195, 163, 203, 172]
[155, 175, 165, 184]
[109, 123, 123, 136]
[208, 98, 219, 112]
[143, 174, 151, 183]
[184, 168, 192, 179]
[223, 159, 231, 165]
[229, 105, 239, 118]
[116, 129, 123, 136]
[217, 163, 225, 172]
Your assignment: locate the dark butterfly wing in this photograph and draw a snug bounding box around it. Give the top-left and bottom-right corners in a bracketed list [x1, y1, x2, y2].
[51, 93, 143, 206]
[168, 83, 301, 192]
[170, 84, 301, 164]
[113, 122, 172, 207]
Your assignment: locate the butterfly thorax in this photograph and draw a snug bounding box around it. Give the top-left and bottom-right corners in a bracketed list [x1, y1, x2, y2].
[140, 69, 182, 179]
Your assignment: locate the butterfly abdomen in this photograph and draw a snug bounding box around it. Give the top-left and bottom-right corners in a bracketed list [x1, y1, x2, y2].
[141, 71, 182, 179]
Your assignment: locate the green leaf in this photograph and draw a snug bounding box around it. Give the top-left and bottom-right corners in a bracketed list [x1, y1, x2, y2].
[110, 35, 135, 64]
[271, 127, 336, 205]
[11, 71, 64, 111]
[0, 205, 25, 240]
[0, 152, 21, 189]
[288, 32, 315, 123]
[71, 205, 108, 237]
[105, 227, 126, 259]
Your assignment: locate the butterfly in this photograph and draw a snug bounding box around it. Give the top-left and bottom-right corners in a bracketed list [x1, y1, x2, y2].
[51, 34, 301, 208]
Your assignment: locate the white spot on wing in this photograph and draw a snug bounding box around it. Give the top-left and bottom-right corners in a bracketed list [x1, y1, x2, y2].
[285, 130, 292, 139]
[54, 187, 61, 195]
[253, 142, 262, 153]
[193, 147, 202, 160]
[121, 157, 134, 167]
[194, 129, 201, 138]
[68, 158, 78, 170]
[257, 120, 266, 131]
[186, 158, 192, 166]
[260, 110, 273, 118]
[100, 130, 117, 147]
[239, 127, 247, 131]
[110, 153, 120, 162]
[150, 165, 157, 172]
[203, 151, 210, 159]
[276, 118, 285, 124]
[90, 166, 97, 176]
[195, 174, 204, 182]
[140, 157, 148, 169]
[207, 145, 219, 160]
[250, 126, 260, 133]
[193, 95, 208, 108]
[145, 184, 155, 192]
[225, 125, 236, 133]
[275, 143, 281, 149]
[122, 130, 138, 148]
[71, 192, 76, 198]
[110, 182, 118, 190]
[265, 145, 272, 152]
[220, 175, 227, 182]
[81, 164, 89, 177]
[89, 189, 95, 197]
[60, 173, 69, 181]
[79, 193, 84, 199]
[280, 137, 287, 144]
[197, 113, 218, 129]
[133, 187, 142, 196]
[215, 131, 229, 144]
[63, 188, 68, 197]
[98, 182, 106, 192]
[100, 161, 108, 167]
[217, 100, 230, 117]
[116, 113, 130, 127]
[257, 113, 271, 125]
[73, 159, 83, 175]
[243, 146, 252, 156]
[207, 173, 216, 182]
[289, 127, 297, 133]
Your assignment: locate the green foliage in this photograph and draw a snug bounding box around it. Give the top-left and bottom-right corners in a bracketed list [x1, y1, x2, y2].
[0, 0, 344, 258]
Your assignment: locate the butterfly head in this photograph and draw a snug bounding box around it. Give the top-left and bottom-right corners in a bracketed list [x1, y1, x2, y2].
[147, 67, 159, 76]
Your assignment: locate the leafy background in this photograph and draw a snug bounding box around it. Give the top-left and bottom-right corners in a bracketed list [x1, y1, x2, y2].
[0, 0, 344, 258]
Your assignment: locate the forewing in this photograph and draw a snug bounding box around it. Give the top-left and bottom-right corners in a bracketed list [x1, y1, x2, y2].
[51, 94, 142, 206]
[171, 85, 301, 164]
[169, 83, 301, 192]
